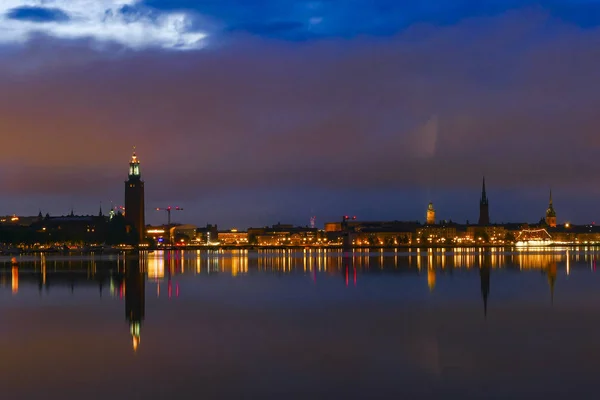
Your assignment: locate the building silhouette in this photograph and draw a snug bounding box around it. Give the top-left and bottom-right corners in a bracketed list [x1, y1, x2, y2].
[125, 259, 145, 352]
[545, 190, 557, 228]
[478, 177, 490, 225]
[426, 202, 436, 225]
[125, 150, 145, 243]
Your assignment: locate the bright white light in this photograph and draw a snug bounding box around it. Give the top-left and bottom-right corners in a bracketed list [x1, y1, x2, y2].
[0, 0, 207, 50]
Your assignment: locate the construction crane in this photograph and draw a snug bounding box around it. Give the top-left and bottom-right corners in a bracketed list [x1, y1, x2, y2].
[155, 206, 183, 226]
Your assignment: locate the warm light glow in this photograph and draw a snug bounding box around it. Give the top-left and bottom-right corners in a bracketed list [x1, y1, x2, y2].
[11, 266, 18, 294]
[148, 251, 165, 279]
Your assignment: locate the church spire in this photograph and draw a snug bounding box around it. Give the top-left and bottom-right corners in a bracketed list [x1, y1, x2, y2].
[481, 177, 488, 205]
[546, 189, 557, 227]
[478, 177, 490, 225]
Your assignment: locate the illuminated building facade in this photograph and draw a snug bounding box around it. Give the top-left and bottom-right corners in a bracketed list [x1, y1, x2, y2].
[248, 224, 321, 246]
[546, 190, 557, 228]
[478, 177, 490, 225]
[124, 151, 145, 243]
[196, 224, 219, 244]
[426, 202, 436, 225]
[218, 229, 249, 245]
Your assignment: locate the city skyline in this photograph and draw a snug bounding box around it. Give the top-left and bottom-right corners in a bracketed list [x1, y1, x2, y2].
[0, 150, 594, 228]
[2, 1, 600, 226]
[0, 152, 584, 229]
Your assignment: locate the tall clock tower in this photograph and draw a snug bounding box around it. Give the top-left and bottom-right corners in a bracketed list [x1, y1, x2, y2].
[125, 150, 145, 243]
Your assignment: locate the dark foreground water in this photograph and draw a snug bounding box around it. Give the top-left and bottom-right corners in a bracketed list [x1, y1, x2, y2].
[0, 248, 599, 399]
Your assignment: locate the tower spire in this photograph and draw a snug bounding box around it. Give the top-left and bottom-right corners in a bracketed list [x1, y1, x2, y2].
[546, 188, 557, 227]
[481, 177, 488, 204]
[129, 147, 141, 179]
[478, 177, 490, 225]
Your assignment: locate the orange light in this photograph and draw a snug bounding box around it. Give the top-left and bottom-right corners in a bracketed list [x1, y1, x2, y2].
[11, 267, 18, 294]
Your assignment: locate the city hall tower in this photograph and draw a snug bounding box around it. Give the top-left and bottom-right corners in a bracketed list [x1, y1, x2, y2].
[125, 150, 145, 243]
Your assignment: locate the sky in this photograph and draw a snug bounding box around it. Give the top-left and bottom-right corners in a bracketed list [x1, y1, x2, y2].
[1, 0, 600, 228]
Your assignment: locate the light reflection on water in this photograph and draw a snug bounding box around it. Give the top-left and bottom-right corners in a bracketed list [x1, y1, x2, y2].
[0, 249, 600, 399]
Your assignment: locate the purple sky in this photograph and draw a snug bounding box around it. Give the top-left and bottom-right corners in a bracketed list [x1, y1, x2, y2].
[1, 2, 600, 228]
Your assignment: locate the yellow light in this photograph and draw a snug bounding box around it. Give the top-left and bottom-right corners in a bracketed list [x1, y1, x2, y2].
[565, 223, 570, 228]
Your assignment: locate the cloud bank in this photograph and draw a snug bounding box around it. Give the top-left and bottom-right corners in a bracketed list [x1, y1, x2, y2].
[0, 0, 206, 49]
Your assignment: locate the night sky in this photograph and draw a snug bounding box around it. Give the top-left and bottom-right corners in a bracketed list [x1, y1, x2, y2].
[1, 1, 600, 228]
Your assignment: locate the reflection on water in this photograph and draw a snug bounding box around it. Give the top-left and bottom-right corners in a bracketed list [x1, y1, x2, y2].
[1, 248, 600, 399]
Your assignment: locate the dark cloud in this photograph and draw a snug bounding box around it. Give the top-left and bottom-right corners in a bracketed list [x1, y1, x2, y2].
[6, 6, 70, 23]
[1, 7, 600, 226]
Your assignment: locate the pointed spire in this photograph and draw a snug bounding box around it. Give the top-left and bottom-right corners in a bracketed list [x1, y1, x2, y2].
[481, 176, 488, 203]
[99, 202, 103, 217]
[549, 189, 553, 206]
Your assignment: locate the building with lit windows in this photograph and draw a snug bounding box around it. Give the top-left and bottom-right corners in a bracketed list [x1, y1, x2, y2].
[218, 229, 249, 245]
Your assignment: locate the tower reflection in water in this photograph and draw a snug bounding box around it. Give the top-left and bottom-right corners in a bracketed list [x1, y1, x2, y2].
[125, 258, 145, 352]
[480, 257, 490, 317]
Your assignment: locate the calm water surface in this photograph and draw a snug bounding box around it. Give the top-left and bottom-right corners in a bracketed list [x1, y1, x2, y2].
[1, 249, 599, 399]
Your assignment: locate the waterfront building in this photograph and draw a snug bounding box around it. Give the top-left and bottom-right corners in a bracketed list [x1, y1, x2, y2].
[466, 225, 507, 242]
[170, 224, 197, 244]
[124, 150, 145, 243]
[248, 223, 320, 246]
[478, 177, 490, 225]
[218, 229, 249, 245]
[426, 202, 436, 225]
[29, 213, 109, 244]
[196, 224, 219, 244]
[417, 224, 457, 244]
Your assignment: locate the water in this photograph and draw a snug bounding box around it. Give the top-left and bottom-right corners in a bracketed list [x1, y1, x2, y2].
[0, 248, 599, 399]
